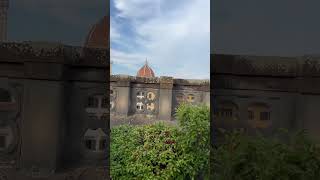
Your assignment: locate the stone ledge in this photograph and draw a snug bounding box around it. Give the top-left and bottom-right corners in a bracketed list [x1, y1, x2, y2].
[0, 42, 108, 68]
[212, 54, 320, 77]
[110, 75, 210, 86]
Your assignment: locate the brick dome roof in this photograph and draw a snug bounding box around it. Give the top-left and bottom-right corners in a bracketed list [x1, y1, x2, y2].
[84, 16, 109, 49]
[137, 60, 155, 77]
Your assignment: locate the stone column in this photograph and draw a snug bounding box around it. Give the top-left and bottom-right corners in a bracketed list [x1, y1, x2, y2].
[115, 79, 131, 116]
[20, 80, 65, 177]
[158, 76, 173, 121]
[203, 91, 210, 107]
[20, 62, 65, 177]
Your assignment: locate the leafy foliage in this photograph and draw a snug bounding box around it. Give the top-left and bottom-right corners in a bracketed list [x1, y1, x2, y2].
[111, 103, 320, 179]
[110, 104, 210, 180]
[211, 129, 320, 180]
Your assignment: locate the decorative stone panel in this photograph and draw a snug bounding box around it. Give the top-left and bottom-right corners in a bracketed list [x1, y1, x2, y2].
[110, 74, 209, 122]
[133, 88, 158, 116]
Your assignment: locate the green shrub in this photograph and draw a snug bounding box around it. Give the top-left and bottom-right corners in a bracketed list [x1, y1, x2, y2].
[110, 103, 210, 180]
[175, 103, 210, 178]
[211, 129, 320, 180]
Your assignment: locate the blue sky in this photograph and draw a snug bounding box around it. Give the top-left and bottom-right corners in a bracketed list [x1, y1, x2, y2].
[111, 0, 210, 79]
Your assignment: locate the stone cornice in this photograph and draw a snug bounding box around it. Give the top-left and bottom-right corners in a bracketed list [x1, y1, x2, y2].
[0, 42, 108, 81]
[110, 75, 210, 87]
[212, 54, 320, 77]
[0, 42, 108, 68]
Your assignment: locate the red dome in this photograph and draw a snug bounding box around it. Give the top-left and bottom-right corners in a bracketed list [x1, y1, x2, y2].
[84, 16, 109, 49]
[137, 60, 155, 78]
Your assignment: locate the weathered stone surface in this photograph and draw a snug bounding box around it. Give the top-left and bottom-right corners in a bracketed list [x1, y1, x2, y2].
[212, 53, 320, 141]
[0, 42, 108, 66]
[110, 74, 210, 125]
[0, 42, 109, 179]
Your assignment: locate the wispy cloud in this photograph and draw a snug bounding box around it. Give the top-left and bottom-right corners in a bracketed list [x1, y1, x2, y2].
[114, 0, 161, 19]
[111, 0, 210, 79]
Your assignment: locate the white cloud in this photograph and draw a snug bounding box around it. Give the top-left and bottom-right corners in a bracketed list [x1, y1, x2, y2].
[110, 20, 121, 43]
[111, 0, 210, 79]
[114, 0, 161, 19]
[111, 48, 146, 71]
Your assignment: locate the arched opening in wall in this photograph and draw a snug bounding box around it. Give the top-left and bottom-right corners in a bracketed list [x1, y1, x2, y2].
[247, 103, 271, 129]
[83, 128, 107, 152]
[214, 101, 239, 122]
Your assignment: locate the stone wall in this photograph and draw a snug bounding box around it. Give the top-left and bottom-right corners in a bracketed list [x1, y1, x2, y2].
[110, 74, 210, 126]
[212, 54, 320, 140]
[0, 42, 109, 179]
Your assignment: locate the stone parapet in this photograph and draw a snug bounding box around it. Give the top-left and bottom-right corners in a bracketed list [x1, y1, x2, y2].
[110, 74, 159, 83]
[110, 75, 210, 88]
[212, 54, 320, 94]
[212, 54, 320, 77]
[211, 53, 320, 141]
[0, 42, 108, 67]
[110, 74, 210, 122]
[173, 78, 210, 86]
[0, 42, 109, 82]
[160, 76, 173, 89]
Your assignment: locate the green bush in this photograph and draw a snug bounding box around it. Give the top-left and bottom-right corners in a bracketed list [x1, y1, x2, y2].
[211, 129, 320, 180]
[111, 103, 320, 179]
[110, 103, 210, 180]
